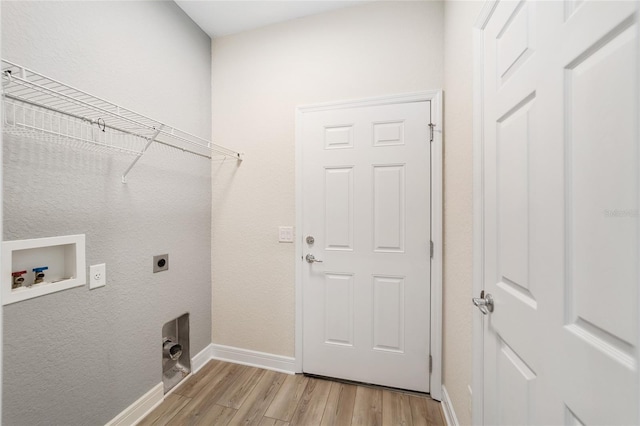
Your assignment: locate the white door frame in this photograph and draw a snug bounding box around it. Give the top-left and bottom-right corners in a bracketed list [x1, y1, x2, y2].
[0, 4, 4, 417]
[294, 90, 443, 400]
[472, 2, 499, 424]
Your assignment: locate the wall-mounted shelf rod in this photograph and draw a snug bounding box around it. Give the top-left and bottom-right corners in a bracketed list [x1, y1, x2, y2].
[1, 59, 243, 182]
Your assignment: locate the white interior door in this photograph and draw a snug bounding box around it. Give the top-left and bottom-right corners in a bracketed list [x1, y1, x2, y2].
[299, 98, 432, 392]
[475, 1, 639, 424]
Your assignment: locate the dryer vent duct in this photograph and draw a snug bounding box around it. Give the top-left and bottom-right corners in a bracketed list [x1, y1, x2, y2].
[162, 313, 190, 394]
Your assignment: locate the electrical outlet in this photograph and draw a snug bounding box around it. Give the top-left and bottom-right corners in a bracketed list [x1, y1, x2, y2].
[153, 254, 169, 273]
[278, 226, 294, 243]
[89, 263, 106, 289]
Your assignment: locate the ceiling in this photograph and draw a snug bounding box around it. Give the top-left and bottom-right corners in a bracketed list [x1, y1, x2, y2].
[174, 1, 371, 38]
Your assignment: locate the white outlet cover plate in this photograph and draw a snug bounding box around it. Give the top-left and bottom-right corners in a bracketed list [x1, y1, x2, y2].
[89, 263, 106, 289]
[278, 226, 294, 243]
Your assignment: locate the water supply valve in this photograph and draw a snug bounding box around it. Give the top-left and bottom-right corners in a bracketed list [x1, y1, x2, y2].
[32, 266, 49, 285]
[11, 270, 27, 289]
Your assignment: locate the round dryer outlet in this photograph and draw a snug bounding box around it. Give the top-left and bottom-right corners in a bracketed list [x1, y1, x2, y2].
[153, 254, 169, 273]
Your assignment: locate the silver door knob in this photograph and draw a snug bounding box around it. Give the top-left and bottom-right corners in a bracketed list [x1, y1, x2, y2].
[305, 254, 323, 263]
[472, 291, 494, 315]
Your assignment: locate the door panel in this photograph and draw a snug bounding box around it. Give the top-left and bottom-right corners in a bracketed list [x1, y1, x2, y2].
[372, 275, 405, 353]
[301, 100, 431, 392]
[497, 0, 535, 86]
[478, 1, 639, 424]
[325, 167, 354, 250]
[324, 273, 354, 346]
[373, 121, 404, 147]
[567, 21, 637, 347]
[497, 96, 534, 299]
[325, 125, 354, 149]
[482, 2, 544, 424]
[373, 165, 406, 252]
[496, 338, 536, 426]
[560, 4, 638, 424]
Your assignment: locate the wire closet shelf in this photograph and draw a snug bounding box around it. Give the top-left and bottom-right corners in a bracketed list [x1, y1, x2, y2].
[1, 59, 242, 182]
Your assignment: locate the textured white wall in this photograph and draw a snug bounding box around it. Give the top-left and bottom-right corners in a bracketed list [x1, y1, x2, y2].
[211, 1, 444, 356]
[443, 1, 483, 424]
[2, 2, 212, 424]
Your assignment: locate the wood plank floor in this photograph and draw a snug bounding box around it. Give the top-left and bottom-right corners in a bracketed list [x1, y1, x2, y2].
[140, 360, 445, 426]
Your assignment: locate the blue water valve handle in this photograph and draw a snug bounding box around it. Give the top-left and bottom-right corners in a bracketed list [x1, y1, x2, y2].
[32, 266, 49, 284]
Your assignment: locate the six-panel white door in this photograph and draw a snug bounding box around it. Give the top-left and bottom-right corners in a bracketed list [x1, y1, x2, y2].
[478, 1, 639, 424]
[300, 100, 432, 392]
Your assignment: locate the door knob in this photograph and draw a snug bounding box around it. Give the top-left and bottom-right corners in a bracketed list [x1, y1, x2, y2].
[305, 254, 323, 263]
[472, 291, 494, 315]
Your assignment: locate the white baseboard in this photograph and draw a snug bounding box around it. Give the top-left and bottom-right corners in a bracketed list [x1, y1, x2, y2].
[107, 344, 212, 426]
[106, 382, 163, 426]
[441, 385, 460, 426]
[106, 344, 294, 426]
[192, 343, 214, 374]
[210, 343, 296, 374]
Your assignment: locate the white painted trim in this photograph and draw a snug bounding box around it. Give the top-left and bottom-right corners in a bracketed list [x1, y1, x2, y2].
[0, 5, 4, 417]
[211, 344, 296, 374]
[295, 107, 304, 374]
[441, 385, 460, 426]
[106, 382, 163, 426]
[191, 343, 214, 374]
[472, 3, 498, 425]
[2, 234, 86, 305]
[430, 90, 444, 402]
[106, 343, 231, 426]
[295, 91, 444, 395]
[297, 90, 441, 113]
[107, 344, 221, 426]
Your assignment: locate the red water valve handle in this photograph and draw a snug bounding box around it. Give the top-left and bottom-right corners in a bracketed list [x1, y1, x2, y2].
[12, 270, 27, 277]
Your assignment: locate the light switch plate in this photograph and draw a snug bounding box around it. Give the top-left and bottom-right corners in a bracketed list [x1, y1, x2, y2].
[278, 226, 294, 243]
[89, 263, 106, 289]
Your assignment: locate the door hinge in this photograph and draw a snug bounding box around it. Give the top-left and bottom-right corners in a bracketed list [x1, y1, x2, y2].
[429, 354, 433, 373]
[428, 123, 435, 142]
[430, 240, 434, 258]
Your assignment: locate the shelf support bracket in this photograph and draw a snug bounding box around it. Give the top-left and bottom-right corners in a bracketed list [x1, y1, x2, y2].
[121, 126, 163, 184]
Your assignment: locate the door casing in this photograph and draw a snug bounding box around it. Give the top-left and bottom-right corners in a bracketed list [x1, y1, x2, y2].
[472, 3, 497, 423]
[294, 91, 443, 400]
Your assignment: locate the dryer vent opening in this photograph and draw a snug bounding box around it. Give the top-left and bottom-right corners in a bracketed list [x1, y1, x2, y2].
[162, 313, 191, 394]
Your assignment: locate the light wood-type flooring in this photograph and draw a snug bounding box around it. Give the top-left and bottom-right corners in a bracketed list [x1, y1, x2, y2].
[139, 360, 445, 426]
